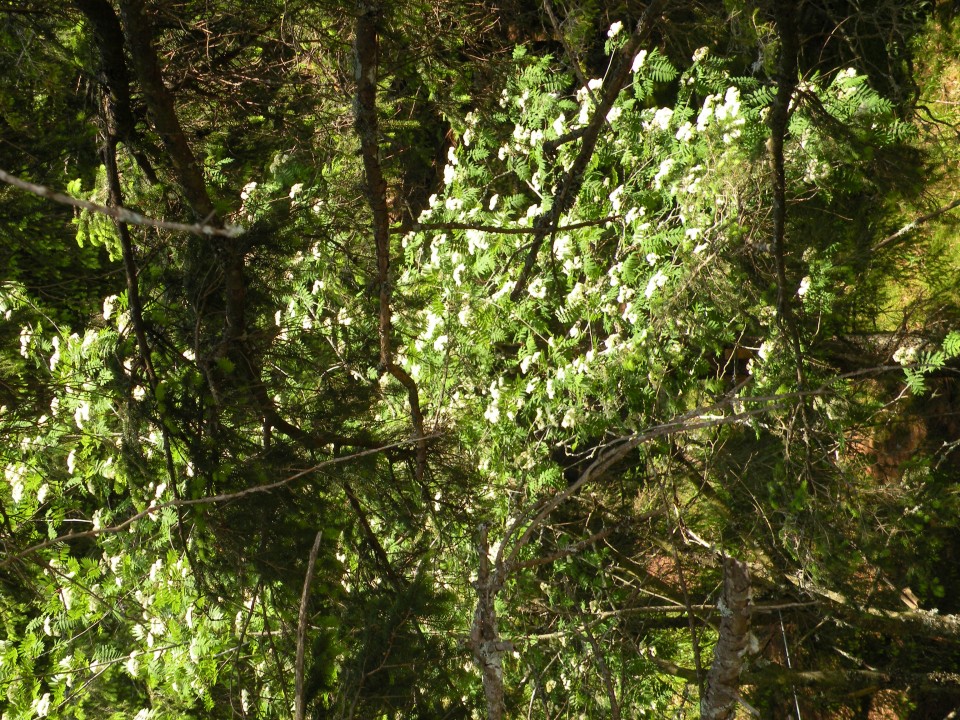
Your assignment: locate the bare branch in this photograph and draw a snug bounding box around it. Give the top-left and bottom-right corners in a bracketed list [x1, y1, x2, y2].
[871, 196, 960, 252]
[0, 168, 244, 237]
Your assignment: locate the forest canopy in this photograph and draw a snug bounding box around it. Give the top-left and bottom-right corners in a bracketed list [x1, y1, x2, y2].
[2, 1, 960, 718]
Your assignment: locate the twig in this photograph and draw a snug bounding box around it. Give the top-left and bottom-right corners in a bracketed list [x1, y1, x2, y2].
[0, 168, 243, 237]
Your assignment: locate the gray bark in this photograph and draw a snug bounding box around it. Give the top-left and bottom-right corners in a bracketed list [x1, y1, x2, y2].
[700, 556, 752, 720]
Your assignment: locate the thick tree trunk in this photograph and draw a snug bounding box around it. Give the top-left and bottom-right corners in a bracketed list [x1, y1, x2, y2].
[74, 0, 157, 182]
[117, 0, 249, 390]
[116, 0, 214, 219]
[700, 556, 752, 720]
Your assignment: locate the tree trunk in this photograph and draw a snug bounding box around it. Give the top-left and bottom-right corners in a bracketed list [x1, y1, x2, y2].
[700, 556, 752, 720]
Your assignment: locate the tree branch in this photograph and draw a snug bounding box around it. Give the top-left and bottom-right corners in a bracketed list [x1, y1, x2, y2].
[117, 0, 214, 218]
[509, 0, 665, 300]
[871, 196, 960, 252]
[295, 530, 324, 720]
[0, 168, 243, 237]
[0, 437, 435, 569]
[73, 0, 157, 182]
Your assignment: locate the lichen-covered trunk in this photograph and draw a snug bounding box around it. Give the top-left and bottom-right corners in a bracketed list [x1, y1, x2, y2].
[469, 525, 507, 720]
[700, 556, 751, 720]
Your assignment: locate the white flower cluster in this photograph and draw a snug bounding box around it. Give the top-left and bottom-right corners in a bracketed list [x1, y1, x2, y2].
[893, 344, 919, 365]
[697, 87, 745, 143]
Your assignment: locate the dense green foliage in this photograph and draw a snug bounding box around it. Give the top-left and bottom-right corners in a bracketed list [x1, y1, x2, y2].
[3, 1, 960, 718]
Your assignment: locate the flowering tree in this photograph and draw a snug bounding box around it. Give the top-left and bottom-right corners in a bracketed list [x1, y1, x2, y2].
[3, 1, 960, 719]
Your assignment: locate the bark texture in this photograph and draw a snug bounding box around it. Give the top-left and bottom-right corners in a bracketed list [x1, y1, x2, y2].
[700, 556, 752, 720]
[469, 524, 508, 720]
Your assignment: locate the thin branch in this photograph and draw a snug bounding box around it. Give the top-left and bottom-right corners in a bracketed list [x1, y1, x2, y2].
[0, 436, 437, 569]
[0, 168, 244, 237]
[510, 0, 665, 300]
[295, 530, 324, 720]
[509, 524, 621, 572]
[580, 621, 622, 720]
[871, 196, 960, 252]
[498, 361, 909, 573]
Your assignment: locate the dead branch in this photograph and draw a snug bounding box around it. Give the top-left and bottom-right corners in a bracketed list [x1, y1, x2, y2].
[0, 168, 242, 237]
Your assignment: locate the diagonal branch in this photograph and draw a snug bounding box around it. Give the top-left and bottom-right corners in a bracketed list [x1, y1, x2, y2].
[117, 0, 249, 354]
[871, 196, 960, 252]
[395, 217, 621, 235]
[0, 437, 435, 570]
[0, 168, 243, 237]
[117, 0, 214, 219]
[510, 0, 665, 300]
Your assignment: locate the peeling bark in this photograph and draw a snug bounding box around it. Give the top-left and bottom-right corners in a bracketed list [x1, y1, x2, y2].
[700, 556, 752, 720]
